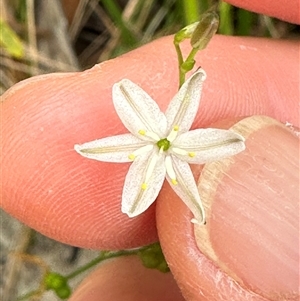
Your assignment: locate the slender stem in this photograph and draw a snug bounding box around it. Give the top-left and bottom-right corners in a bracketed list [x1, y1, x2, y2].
[184, 47, 199, 65]
[173, 41, 185, 89]
[16, 289, 42, 301]
[178, 47, 199, 87]
[174, 42, 184, 67]
[16, 243, 160, 301]
[179, 68, 186, 88]
[65, 243, 157, 280]
[65, 249, 138, 280]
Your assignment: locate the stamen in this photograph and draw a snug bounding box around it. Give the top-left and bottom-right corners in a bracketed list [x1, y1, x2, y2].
[167, 126, 179, 142]
[171, 178, 178, 185]
[128, 154, 135, 160]
[172, 148, 195, 158]
[138, 129, 160, 141]
[145, 153, 159, 183]
[141, 183, 147, 190]
[165, 156, 177, 185]
[128, 144, 153, 160]
[172, 147, 188, 156]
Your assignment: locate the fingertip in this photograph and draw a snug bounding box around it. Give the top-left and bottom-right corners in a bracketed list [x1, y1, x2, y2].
[1, 61, 158, 249]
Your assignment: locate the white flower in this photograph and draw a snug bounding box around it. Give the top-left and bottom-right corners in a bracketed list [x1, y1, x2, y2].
[74, 69, 245, 224]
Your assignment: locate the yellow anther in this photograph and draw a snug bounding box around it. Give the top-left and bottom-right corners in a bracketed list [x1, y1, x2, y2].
[138, 129, 146, 135]
[171, 179, 178, 185]
[188, 152, 196, 157]
[167, 126, 179, 142]
[128, 154, 135, 160]
[141, 183, 147, 190]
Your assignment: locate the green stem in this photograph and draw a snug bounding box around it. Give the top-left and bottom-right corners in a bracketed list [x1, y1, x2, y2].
[16, 289, 42, 301]
[65, 249, 138, 280]
[173, 41, 184, 89]
[16, 244, 159, 301]
[178, 47, 199, 87]
[65, 243, 157, 280]
[179, 69, 186, 89]
[184, 47, 199, 67]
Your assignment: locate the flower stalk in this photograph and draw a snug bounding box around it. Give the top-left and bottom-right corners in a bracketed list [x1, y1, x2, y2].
[174, 10, 219, 87]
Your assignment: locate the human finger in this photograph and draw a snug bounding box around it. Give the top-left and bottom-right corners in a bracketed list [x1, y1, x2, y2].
[1, 35, 298, 249]
[156, 116, 299, 301]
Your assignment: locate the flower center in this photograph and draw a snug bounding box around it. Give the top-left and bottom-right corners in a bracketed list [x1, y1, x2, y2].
[156, 138, 171, 151]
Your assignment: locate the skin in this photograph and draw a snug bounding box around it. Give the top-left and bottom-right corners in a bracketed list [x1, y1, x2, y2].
[1, 1, 299, 300]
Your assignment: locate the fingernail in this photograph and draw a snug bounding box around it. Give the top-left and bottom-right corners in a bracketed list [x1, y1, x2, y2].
[195, 116, 299, 300]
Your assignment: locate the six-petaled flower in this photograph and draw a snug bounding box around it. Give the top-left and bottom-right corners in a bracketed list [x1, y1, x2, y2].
[74, 69, 245, 224]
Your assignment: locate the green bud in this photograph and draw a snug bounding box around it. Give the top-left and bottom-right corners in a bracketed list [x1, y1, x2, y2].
[157, 260, 170, 273]
[190, 11, 219, 49]
[174, 21, 199, 44]
[138, 243, 169, 272]
[55, 284, 72, 299]
[181, 59, 195, 73]
[44, 272, 67, 290]
[139, 249, 161, 268]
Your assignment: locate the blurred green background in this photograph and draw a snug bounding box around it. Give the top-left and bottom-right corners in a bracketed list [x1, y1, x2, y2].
[1, 0, 298, 95]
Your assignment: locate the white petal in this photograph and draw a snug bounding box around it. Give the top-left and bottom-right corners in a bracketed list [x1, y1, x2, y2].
[165, 69, 206, 133]
[74, 134, 149, 162]
[122, 151, 166, 217]
[172, 128, 245, 164]
[166, 155, 206, 224]
[113, 79, 167, 138]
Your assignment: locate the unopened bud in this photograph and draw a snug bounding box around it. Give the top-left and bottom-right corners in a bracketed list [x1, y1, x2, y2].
[174, 21, 199, 44]
[191, 11, 219, 49]
[181, 59, 195, 72]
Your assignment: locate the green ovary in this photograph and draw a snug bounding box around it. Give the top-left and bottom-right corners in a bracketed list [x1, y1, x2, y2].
[156, 138, 171, 151]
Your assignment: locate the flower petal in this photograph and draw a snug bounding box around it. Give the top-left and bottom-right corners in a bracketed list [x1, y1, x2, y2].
[166, 155, 206, 224]
[122, 151, 166, 217]
[74, 134, 149, 162]
[172, 128, 245, 164]
[113, 79, 167, 138]
[165, 69, 206, 133]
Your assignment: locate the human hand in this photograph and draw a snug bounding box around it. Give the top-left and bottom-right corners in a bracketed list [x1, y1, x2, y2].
[1, 0, 299, 300]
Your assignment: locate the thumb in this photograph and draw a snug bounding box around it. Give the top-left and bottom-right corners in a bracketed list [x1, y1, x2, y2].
[156, 116, 298, 301]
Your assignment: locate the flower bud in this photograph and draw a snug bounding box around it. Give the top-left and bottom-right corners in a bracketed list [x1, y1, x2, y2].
[191, 11, 219, 49]
[44, 272, 67, 290]
[55, 284, 71, 299]
[174, 21, 199, 44]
